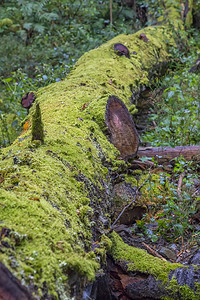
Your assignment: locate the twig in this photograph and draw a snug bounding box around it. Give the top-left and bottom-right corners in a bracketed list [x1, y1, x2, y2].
[142, 242, 167, 261]
[131, 159, 155, 170]
[111, 168, 152, 228]
[177, 171, 185, 199]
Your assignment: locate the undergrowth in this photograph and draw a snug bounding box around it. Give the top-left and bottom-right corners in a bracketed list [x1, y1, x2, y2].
[136, 28, 200, 246]
[142, 28, 200, 147]
[136, 157, 200, 243]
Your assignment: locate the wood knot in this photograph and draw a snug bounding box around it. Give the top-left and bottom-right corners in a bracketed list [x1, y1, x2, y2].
[114, 43, 130, 58]
[140, 33, 150, 42]
[21, 92, 35, 109]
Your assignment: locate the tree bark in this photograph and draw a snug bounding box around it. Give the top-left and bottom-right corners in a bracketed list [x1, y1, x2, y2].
[0, 262, 35, 300]
[0, 1, 198, 299]
[138, 145, 200, 163]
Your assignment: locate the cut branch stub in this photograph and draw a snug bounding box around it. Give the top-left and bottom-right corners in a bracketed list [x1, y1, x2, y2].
[105, 95, 139, 159]
[21, 92, 35, 109]
[114, 43, 130, 58]
[140, 33, 150, 42]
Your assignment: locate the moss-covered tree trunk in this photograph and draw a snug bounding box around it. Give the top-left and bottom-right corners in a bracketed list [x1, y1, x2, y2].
[0, 1, 199, 299]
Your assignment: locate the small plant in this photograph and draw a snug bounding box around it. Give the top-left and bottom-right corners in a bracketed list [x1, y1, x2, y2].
[136, 158, 199, 243]
[143, 71, 200, 147]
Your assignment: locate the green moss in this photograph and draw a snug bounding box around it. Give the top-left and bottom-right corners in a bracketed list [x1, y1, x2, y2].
[91, 234, 113, 264]
[165, 277, 200, 300]
[129, 104, 138, 115]
[0, 18, 13, 27]
[124, 174, 138, 186]
[60, 253, 99, 282]
[179, 284, 200, 300]
[110, 232, 200, 299]
[32, 103, 44, 143]
[110, 231, 181, 282]
[0, 11, 188, 297]
[185, 0, 194, 28]
[100, 234, 113, 252]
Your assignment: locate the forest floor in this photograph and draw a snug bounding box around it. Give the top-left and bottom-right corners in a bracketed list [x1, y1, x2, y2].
[115, 65, 200, 267]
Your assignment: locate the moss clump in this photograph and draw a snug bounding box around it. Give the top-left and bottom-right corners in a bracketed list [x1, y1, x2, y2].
[0, 18, 13, 27]
[31, 103, 44, 143]
[110, 232, 200, 299]
[165, 277, 200, 300]
[110, 231, 181, 282]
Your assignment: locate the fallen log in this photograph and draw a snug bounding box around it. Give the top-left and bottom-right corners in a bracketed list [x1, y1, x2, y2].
[137, 145, 200, 163]
[0, 1, 198, 299]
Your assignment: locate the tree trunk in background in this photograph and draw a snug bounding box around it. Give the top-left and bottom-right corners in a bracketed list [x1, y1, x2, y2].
[0, 1, 199, 299]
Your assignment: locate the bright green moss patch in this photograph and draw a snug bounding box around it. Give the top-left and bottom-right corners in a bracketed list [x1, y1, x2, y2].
[179, 284, 200, 300]
[0, 140, 104, 297]
[0, 187, 99, 296]
[110, 231, 181, 281]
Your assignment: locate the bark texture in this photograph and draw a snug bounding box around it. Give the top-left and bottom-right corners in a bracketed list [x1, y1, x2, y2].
[0, 262, 35, 300]
[138, 145, 200, 163]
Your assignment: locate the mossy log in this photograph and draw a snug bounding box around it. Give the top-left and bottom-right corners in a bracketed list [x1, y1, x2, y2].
[0, 1, 199, 299]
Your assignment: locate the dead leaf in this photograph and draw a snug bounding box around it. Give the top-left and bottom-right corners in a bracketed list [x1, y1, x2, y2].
[82, 103, 89, 110]
[29, 197, 40, 202]
[23, 121, 30, 131]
